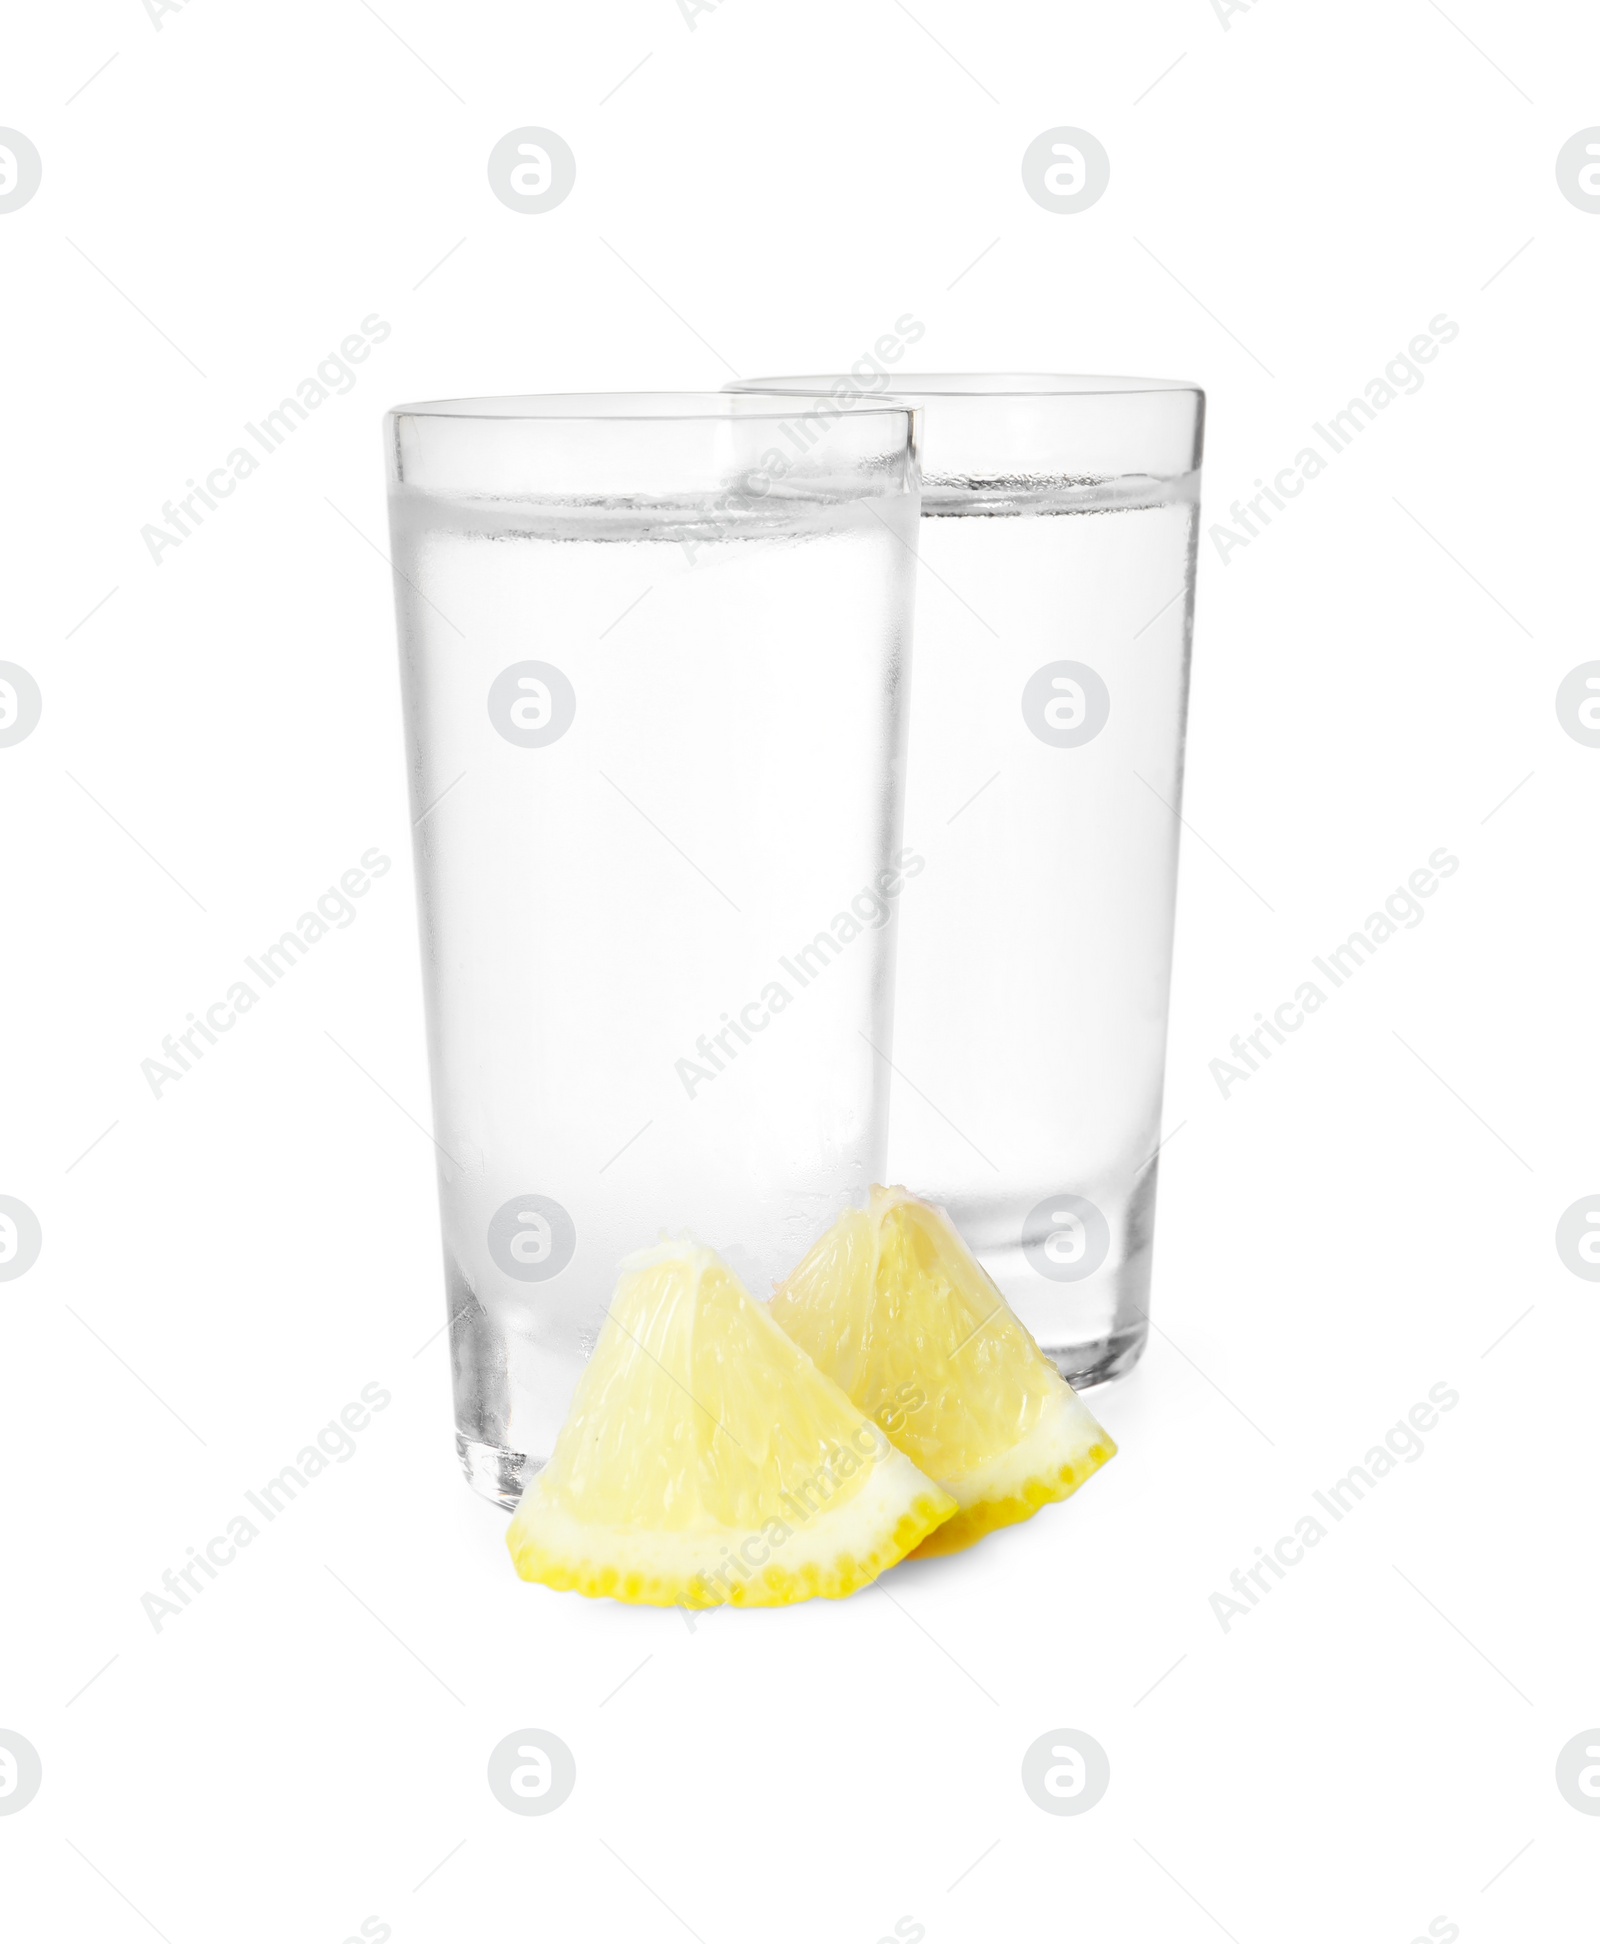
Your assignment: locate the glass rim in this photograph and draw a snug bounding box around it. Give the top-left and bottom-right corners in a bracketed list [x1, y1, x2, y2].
[733, 372, 1203, 400]
[385, 391, 919, 424]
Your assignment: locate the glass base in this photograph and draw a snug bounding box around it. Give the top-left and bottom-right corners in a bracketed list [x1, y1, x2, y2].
[932, 1159, 1159, 1397]
[1045, 1321, 1148, 1390]
[458, 1433, 536, 1512]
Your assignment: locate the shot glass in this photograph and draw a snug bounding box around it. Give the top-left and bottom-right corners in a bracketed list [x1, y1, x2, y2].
[731, 375, 1203, 1386]
[384, 393, 921, 1504]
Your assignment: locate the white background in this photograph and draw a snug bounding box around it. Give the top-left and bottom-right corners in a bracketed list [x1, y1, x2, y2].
[3, 2, 1597, 1940]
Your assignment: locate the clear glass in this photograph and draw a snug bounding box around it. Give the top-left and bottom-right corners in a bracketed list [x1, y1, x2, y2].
[731, 375, 1203, 1387]
[384, 393, 921, 1505]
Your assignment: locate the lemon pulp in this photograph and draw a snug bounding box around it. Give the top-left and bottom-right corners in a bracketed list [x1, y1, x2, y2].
[769, 1186, 1115, 1556]
[507, 1238, 955, 1605]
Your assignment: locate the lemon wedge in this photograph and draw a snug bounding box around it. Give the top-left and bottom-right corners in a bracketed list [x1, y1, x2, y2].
[506, 1238, 955, 1606]
[770, 1186, 1115, 1557]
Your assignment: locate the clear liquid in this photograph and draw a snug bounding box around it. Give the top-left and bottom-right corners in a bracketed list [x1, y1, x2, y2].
[389, 488, 916, 1501]
[885, 476, 1199, 1385]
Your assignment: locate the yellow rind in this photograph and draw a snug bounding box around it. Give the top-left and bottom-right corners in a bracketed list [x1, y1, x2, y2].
[912, 1386, 1116, 1558]
[509, 1477, 952, 1601]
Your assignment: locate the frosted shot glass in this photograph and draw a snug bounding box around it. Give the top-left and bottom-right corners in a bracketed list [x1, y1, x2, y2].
[731, 375, 1203, 1387]
[384, 394, 921, 1505]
